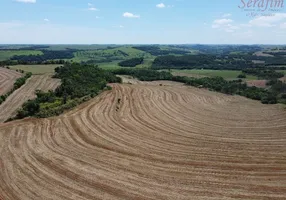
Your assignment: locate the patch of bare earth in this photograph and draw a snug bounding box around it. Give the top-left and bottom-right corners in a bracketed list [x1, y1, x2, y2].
[0, 81, 286, 200]
[0, 67, 22, 96]
[246, 80, 267, 88]
[0, 75, 60, 122]
[280, 76, 286, 83]
[254, 51, 274, 57]
[172, 72, 207, 78]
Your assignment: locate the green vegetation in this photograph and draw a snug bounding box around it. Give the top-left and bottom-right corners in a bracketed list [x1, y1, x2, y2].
[10, 64, 62, 75]
[242, 69, 284, 80]
[73, 46, 151, 63]
[118, 57, 144, 67]
[0, 50, 43, 61]
[237, 74, 246, 79]
[15, 63, 121, 119]
[133, 45, 192, 56]
[277, 70, 286, 75]
[170, 69, 257, 80]
[10, 50, 75, 63]
[112, 68, 172, 81]
[152, 55, 253, 70]
[0, 72, 32, 105]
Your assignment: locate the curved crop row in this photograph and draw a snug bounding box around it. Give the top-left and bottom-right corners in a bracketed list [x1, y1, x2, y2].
[0, 83, 285, 199]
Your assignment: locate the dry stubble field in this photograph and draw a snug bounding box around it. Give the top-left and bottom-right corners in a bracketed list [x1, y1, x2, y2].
[0, 74, 60, 122]
[0, 68, 22, 96]
[0, 80, 286, 200]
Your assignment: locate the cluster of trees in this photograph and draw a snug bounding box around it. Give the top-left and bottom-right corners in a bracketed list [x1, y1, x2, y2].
[10, 50, 75, 63]
[133, 46, 190, 56]
[255, 55, 286, 66]
[16, 63, 121, 119]
[118, 58, 144, 67]
[242, 69, 284, 79]
[0, 72, 32, 105]
[0, 59, 68, 66]
[152, 55, 253, 70]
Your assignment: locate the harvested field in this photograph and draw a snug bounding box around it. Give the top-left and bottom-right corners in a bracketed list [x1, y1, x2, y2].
[0, 75, 60, 122]
[254, 51, 274, 57]
[246, 80, 268, 88]
[0, 67, 22, 95]
[0, 82, 286, 200]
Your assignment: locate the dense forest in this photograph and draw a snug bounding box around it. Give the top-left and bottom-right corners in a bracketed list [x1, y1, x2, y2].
[175, 45, 262, 54]
[152, 54, 254, 70]
[15, 63, 121, 119]
[133, 46, 190, 56]
[10, 50, 75, 63]
[118, 57, 144, 67]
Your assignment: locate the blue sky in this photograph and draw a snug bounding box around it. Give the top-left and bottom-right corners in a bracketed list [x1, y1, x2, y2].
[0, 0, 285, 44]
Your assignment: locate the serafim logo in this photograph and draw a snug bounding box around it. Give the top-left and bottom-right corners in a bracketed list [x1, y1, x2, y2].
[238, 0, 284, 17]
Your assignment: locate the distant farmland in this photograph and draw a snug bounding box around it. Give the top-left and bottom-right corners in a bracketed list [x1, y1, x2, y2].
[0, 50, 42, 61]
[10, 64, 61, 75]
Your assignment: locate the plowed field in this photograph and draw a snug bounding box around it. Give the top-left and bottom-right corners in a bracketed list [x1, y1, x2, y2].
[0, 82, 286, 200]
[0, 75, 60, 122]
[0, 67, 22, 96]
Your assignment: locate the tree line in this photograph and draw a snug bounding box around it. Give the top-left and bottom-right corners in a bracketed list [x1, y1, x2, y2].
[118, 57, 144, 67]
[111, 69, 286, 105]
[151, 54, 254, 70]
[10, 50, 75, 63]
[133, 46, 190, 56]
[242, 69, 284, 79]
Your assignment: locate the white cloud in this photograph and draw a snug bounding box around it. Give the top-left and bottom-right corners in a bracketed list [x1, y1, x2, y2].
[212, 18, 239, 33]
[222, 13, 232, 18]
[156, 3, 166, 8]
[88, 3, 98, 11]
[213, 19, 233, 25]
[88, 7, 98, 11]
[123, 12, 140, 18]
[212, 19, 233, 29]
[44, 19, 49, 22]
[15, 0, 36, 3]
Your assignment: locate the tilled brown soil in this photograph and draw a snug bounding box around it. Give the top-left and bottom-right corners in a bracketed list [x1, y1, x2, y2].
[0, 83, 286, 200]
[0, 75, 60, 122]
[0, 67, 22, 96]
